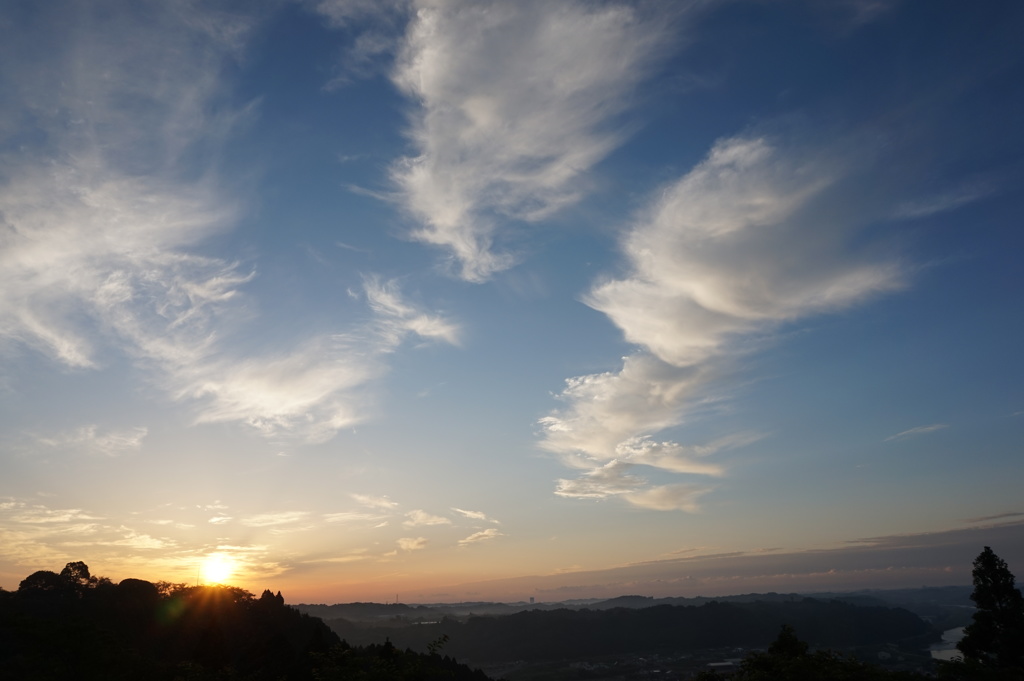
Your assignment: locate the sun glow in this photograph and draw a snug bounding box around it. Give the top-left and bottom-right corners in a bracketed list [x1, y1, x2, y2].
[200, 553, 237, 585]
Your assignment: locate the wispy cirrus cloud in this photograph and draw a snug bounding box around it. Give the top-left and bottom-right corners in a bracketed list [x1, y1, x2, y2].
[555, 461, 647, 500]
[311, 0, 410, 88]
[451, 508, 499, 524]
[390, 0, 677, 281]
[37, 425, 148, 457]
[965, 511, 1024, 524]
[0, 496, 301, 584]
[403, 510, 451, 528]
[0, 2, 459, 445]
[885, 423, 948, 442]
[0, 499, 175, 570]
[162, 276, 457, 442]
[3, 501, 104, 525]
[323, 511, 388, 524]
[543, 135, 906, 510]
[365, 277, 461, 346]
[352, 494, 400, 510]
[894, 181, 996, 220]
[621, 484, 711, 512]
[77, 529, 174, 551]
[239, 512, 310, 528]
[458, 528, 502, 546]
[615, 436, 741, 476]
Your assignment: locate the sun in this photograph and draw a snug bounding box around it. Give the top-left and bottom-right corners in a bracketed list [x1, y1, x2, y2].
[200, 553, 237, 585]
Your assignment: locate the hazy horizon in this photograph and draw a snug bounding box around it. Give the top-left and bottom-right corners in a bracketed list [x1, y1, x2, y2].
[1, 1, 1022, 604]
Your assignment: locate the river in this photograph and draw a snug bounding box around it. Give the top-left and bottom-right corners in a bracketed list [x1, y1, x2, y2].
[929, 627, 965, 662]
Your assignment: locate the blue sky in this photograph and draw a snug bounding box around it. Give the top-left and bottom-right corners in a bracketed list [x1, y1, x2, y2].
[1, 0, 1022, 602]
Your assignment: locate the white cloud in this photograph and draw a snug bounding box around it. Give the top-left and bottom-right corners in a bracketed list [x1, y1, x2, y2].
[893, 181, 995, 219]
[323, 511, 388, 524]
[540, 354, 709, 460]
[208, 515, 233, 525]
[7, 504, 104, 525]
[622, 484, 710, 512]
[885, 423, 948, 442]
[240, 512, 310, 527]
[390, 0, 675, 281]
[403, 510, 451, 527]
[109, 529, 174, 550]
[38, 425, 148, 457]
[0, 3, 462, 445]
[588, 136, 901, 367]
[0, 499, 182, 568]
[543, 135, 905, 510]
[397, 536, 428, 551]
[180, 335, 383, 443]
[317, 554, 371, 564]
[555, 461, 647, 500]
[451, 508, 498, 523]
[0, 168, 245, 371]
[615, 436, 732, 476]
[352, 494, 400, 510]
[364, 277, 461, 346]
[313, 0, 411, 88]
[458, 528, 502, 545]
[174, 278, 456, 442]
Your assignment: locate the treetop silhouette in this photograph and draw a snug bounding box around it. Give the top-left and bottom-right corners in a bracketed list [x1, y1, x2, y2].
[957, 546, 1024, 669]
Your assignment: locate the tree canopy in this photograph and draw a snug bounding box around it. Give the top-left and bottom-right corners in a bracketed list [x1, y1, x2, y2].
[957, 546, 1024, 669]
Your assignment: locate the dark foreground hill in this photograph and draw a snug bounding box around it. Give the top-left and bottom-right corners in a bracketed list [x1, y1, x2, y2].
[0, 561, 497, 681]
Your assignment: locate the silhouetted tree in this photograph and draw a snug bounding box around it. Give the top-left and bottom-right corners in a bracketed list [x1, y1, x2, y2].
[60, 561, 94, 587]
[957, 546, 1024, 668]
[18, 570, 67, 593]
[767, 624, 809, 658]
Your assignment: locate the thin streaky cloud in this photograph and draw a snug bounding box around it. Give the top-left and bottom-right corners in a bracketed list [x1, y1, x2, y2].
[885, 424, 948, 442]
[364, 277, 461, 346]
[323, 511, 389, 524]
[458, 528, 502, 546]
[335, 241, 370, 252]
[403, 510, 451, 527]
[239, 512, 310, 528]
[6, 503, 104, 525]
[37, 425, 148, 457]
[622, 484, 711, 513]
[451, 508, 499, 523]
[965, 511, 1024, 524]
[554, 461, 648, 500]
[351, 494, 400, 510]
[894, 181, 996, 220]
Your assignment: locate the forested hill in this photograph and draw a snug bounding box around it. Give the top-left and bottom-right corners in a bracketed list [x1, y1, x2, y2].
[322, 598, 935, 665]
[296, 586, 973, 625]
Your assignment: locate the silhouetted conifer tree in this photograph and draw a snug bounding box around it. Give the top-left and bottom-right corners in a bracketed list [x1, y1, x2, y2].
[957, 546, 1024, 668]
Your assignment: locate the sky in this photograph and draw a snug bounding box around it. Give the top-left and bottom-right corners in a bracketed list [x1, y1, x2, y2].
[1, 0, 1023, 604]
